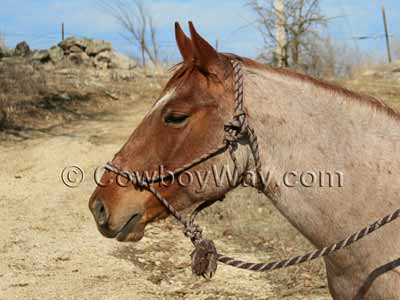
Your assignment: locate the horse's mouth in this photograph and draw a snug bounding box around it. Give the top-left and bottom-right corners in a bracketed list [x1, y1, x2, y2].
[97, 212, 143, 240]
[115, 213, 142, 241]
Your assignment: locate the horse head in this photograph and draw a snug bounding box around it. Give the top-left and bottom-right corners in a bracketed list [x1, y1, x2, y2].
[88, 22, 247, 242]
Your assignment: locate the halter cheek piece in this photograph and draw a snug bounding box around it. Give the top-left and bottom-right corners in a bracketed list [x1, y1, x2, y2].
[105, 60, 400, 278]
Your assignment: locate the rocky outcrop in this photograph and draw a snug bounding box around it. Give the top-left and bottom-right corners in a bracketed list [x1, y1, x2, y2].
[59, 37, 90, 52]
[58, 36, 82, 50]
[69, 52, 90, 66]
[48, 46, 64, 63]
[2, 37, 138, 81]
[49, 36, 137, 71]
[58, 36, 111, 56]
[5, 37, 137, 73]
[69, 45, 83, 53]
[15, 41, 31, 57]
[85, 40, 112, 56]
[93, 50, 112, 69]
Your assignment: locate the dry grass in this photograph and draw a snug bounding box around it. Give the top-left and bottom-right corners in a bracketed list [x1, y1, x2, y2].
[0, 57, 167, 140]
[342, 78, 400, 112]
[0, 60, 47, 130]
[336, 61, 400, 112]
[0, 61, 46, 95]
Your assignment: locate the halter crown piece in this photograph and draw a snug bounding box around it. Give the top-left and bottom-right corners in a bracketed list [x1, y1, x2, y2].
[105, 60, 400, 278]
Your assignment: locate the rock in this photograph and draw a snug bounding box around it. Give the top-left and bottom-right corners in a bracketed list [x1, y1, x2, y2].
[93, 51, 112, 69]
[59, 37, 111, 56]
[48, 46, 64, 63]
[58, 36, 79, 50]
[69, 45, 83, 53]
[76, 39, 91, 50]
[15, 41, 31, 57]
[86, 40, 112, 56]
[69, 52, 90, 65]
[99, 51, 112, 61]
[110, 53, 137, 70]
[32, 50, 50, 62]
[59, 37, 89, 53]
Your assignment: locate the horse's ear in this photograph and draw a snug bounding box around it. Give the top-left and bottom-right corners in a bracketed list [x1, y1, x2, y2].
[175, 22, 193, 64]
[188, 21, 224, 82]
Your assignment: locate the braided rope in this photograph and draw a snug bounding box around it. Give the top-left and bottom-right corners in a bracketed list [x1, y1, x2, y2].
[217, 208, 400, 271]
[228, 61, 265, 191]
[104, 60, 400, 275]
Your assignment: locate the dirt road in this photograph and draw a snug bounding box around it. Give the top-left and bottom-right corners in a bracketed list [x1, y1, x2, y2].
[0, 97, 331, 300]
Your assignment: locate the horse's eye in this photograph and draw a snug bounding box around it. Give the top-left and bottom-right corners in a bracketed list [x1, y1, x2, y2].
[164, 113, 189, 125]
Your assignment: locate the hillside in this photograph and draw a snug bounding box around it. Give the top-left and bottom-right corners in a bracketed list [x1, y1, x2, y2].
[0, 37, 166, 140]
[339, 60, 400, 112]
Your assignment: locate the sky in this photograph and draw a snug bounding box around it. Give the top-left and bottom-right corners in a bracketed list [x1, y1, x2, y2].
[0, 0, 399, 61]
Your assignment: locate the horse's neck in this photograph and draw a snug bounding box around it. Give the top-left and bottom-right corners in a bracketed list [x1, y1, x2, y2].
[244, 66, 400, 253]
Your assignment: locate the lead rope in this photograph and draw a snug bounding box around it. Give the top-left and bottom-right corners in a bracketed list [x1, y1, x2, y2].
[104, 60, 400, 278]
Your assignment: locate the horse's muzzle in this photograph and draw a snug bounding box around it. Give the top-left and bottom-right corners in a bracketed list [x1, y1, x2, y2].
[89, 196, 143, 240]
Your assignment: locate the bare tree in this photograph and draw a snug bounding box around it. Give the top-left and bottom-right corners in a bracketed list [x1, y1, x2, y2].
[248, 0, 327, 69]
[304, 36, 363, 79]
[100, 0, 159, 67]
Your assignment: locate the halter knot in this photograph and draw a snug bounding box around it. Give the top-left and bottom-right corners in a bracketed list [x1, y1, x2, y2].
[224, 120, 248, 143]
[183, 222, 203, 241]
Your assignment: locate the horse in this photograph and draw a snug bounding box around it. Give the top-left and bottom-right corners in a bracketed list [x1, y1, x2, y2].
[89, 22, 400, 299]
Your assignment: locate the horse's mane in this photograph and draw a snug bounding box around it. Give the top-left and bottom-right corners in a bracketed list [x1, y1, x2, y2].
[167, 53, 400, 121]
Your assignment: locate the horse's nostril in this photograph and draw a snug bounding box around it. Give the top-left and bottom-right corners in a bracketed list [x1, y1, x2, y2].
[93, 198, 108, 227]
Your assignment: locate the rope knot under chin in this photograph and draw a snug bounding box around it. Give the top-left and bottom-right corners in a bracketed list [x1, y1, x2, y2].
[191, 239, 218, 278]
[183, 222, 202, 240]
[224, 115, 248, 143]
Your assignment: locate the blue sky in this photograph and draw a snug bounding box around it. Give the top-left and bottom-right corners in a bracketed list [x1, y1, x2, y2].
[1, 0, 399, 61]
